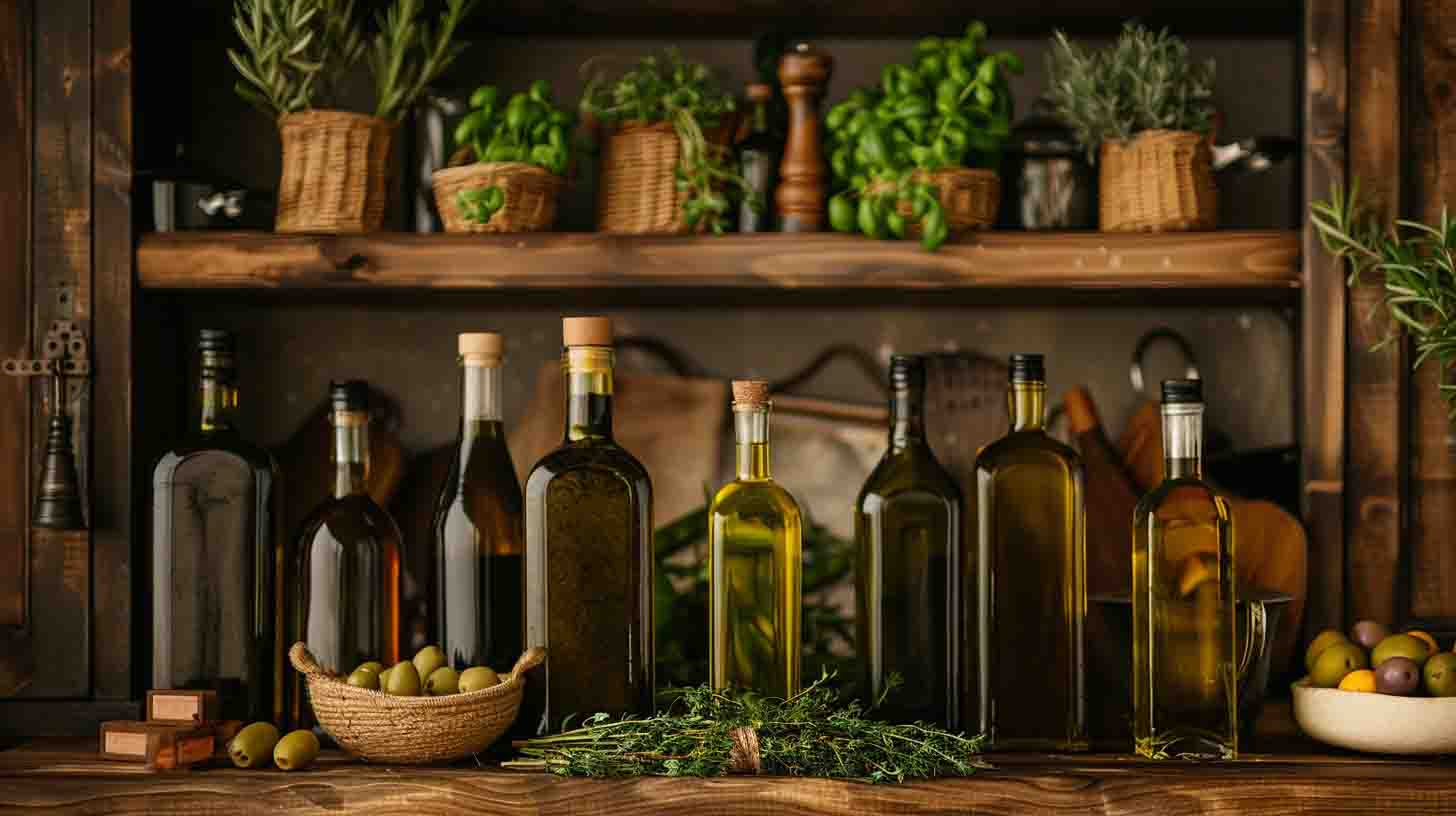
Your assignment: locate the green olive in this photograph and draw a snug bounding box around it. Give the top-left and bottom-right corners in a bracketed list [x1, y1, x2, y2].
[458, 666, 501, 693]
[385, 660, 421, 696]
[347, 668, 380, 690]
[228, 722, 280, 769]
[377, 665, 393, 687]
[355, 661, 384, 676]
[1373, 633, 1431, 668]
[1310, 641, 1368, 688]
[424, 666, 460, 696]
[1304, 628, 1350, 672]
[1425, 652, 1456, 697]
[273, 729, 320, 771]
[413, 645, 447, 683]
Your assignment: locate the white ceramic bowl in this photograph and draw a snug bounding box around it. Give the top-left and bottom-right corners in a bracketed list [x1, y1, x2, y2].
[1292, 679, 1456, 755]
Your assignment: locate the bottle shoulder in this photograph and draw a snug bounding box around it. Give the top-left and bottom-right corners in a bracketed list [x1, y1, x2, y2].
[298, 494, 402, 545]
[710, 478, 802, 521]
[857, 447, 963, 507]
[975, 430, 1082, 472]
[1134, 477, 1232, 519]
[153, 433, 278, 477]
[526, 439, 652, 491]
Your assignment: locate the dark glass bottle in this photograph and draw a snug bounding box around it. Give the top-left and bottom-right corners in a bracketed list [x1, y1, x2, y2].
[855, 354, 962, 728]
[738, 82, 781, 232]
[973, 353, 1087, 750]
[291, 381, 402, 726]
[433, 333, 524, 673]
[524, 317, 654, 734]
[151, 329, 281, 723]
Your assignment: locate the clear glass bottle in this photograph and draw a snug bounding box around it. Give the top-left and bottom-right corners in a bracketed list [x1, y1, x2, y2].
[710, 380, 802, 697]
[1133, 379, 1237, 760]
[151, 329, 281, 723]
[434, 333, 524, 674]
[974, 353, 1086, 750]
[855, 354, 961, 727]
[291, 381, 402, 726]
[525, 317, 654, 734]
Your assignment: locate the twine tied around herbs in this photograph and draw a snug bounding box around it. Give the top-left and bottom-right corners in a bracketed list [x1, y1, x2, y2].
[727, 726, 762, 774]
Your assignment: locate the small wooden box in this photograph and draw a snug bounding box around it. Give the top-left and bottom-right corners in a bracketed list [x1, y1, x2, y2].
[99, 721, 214, 770]
[145, 689, 219, 724]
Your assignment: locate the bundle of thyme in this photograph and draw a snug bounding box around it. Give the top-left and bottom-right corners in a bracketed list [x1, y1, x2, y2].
[505, 673, 987, 783]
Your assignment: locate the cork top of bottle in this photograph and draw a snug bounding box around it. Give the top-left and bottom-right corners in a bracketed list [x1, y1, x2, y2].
[746, 82, 773, 102]
[1161, 378, 1203, 405]
[458, 332, 504, 361]
[563, 316, 612, 347]
[732, 379, 771, 406]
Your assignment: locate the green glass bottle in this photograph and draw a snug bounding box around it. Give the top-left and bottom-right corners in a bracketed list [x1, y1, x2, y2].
[524, 317, 654, 734]
[1133, 379, 1237, 760]
[855, 354, 962, 727]
[974, 353, 1086, 750]
[709, 379, 803, 698]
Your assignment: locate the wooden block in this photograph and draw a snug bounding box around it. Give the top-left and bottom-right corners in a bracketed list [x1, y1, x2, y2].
[210, 720, 244, 760]
[145, 690, 219, 724]
[98, 721, 214, 770]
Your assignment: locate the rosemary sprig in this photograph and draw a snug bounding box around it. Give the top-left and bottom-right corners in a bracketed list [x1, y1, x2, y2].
[1312, 182, 1456, 418]
[506, 672, 988, 783]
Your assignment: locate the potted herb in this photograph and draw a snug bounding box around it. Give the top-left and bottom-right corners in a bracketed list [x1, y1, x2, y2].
[432, 81, 573, 232]
[581, 50, 747, 235]
[1046, 23, 1217, 232]
[824, 22, 1022, 251]
[229, 0, 475, 233]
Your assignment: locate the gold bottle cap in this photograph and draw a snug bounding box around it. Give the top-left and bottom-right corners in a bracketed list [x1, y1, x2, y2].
[563, 316, 612, 347]
[731, 379, 770, 406]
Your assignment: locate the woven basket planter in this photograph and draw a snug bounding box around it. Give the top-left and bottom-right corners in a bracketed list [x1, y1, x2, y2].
[289, 642, 543, 764]
[433, 162, 564, 233]
[1099, 129, 1217, 232]
[866, 167, 1000, 236]
[276, 110, 396, 234]
[597, 121, 733, 234]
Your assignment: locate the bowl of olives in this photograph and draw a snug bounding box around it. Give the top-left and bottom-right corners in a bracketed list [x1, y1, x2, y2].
[1293, 623, 1456, 754]
[289, 641, 545, 764]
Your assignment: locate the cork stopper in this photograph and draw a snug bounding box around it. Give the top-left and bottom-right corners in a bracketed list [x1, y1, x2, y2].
[732, 379, 771, 406]
[458, 332, 504, 364]
[563, 316, 612, 347]
[746, 82, 773, 103]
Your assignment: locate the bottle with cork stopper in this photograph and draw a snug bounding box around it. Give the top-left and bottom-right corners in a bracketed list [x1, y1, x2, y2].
[523, 316, 654, 734]
[708, 379, 803, 698]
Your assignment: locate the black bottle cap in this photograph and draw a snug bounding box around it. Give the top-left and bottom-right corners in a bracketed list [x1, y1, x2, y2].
[889, 354, 925, 391]
[330, 380, 370, 411]
[1161, 378, 1203, 405]
[198, 328, 234, 353]
[1009, 353, 1045, 383]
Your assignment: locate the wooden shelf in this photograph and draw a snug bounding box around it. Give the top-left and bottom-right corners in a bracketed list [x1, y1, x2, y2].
[137, 231, 1300, 300]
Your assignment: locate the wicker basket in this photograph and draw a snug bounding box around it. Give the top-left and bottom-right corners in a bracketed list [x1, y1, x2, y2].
[276, 110, 396, 234]
[597, 121, 732, 234]
[433, 162, 564, 233]
[288, 642, 543, 764]
[866, 167, 1001, 236]
[1099, 129, 1217, 232]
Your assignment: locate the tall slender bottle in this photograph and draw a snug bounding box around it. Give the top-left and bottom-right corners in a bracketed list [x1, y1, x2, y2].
[434, 333, 524, 673]
[152, 329, 281, 723]
[709, 380, 802, 697]
[291, 381, 402, 725]
[525, 317, 654, 734]
[738, 82, 781, 232]
[855, 355, 962, 727]
[1133, 379, 1236, 760]
[974, 353, 1086, 750]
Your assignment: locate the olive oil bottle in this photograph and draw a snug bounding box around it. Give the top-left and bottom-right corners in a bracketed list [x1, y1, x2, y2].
[973, 353, 1087, 750]
[433, 333, 524, 674]
[709, 380, 803, 698]
[855, 354, 961, 727]
[1133, 379, 1236, 760]
[525, 317, 654, 734]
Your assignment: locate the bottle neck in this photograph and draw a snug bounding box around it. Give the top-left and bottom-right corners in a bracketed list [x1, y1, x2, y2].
[734, 404, 772, 481]
[331, 409, 371, 499]
[563, 346, 614, 442]
[1008, 382, 1046, 432]
[197, 372, 239, 433]
[461, 359, 503, 428]
[1162, 403, 1205, 480]
[751, 100, 770, 135]
[890, 382, 926, 452]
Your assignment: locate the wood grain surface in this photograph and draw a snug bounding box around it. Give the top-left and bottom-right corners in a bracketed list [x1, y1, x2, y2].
[135, 231, 1302, 293]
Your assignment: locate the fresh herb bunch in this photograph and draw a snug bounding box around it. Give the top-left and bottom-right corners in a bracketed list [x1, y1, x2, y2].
[368, 0, 475, 121]
[1046, 23, 1215, 159]
[506, 671, 988, 783]
[580, 50, 748, 233]
[824, 22, 1023, 251]
[452, 81, 574, 225]
[229, 0, 323, 118]
[1313, 182, 1456, 419]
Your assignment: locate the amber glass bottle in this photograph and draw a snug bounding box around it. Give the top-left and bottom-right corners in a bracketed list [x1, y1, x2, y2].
[524, 317, 654, 734]
[433, 333, 524, 673]
[709, 380, 802, 698]
[855, 354, 962, 727]
[291, 381, 402, 726]
[973, 353, 1087, 750]
[151, 329, 281, 723]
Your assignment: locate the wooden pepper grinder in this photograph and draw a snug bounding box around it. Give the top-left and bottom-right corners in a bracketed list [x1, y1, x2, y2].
[776, 43, 833, 232]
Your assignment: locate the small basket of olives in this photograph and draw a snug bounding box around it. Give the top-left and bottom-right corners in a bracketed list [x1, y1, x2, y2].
[288, 641, 544, 764]
[1294, 622, 1456, 755]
